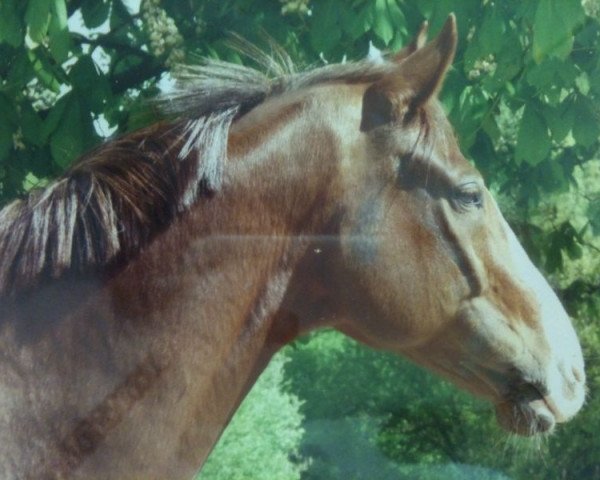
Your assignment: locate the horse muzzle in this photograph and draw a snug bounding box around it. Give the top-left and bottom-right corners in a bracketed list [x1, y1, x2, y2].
[495, 361, 586, 435]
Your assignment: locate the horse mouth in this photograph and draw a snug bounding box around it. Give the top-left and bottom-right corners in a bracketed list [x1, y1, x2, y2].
[494, 382, 557, 436]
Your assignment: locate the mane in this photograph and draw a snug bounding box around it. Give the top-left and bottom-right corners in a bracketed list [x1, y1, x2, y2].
[0, 48, 393, 297]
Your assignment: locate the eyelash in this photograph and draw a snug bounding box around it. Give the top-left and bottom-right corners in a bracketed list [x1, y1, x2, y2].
[454, 184, 483, 209]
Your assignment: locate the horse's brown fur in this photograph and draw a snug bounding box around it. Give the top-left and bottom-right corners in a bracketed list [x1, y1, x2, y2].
[0, 56, 393, 298]
[0, 16, 585, 479]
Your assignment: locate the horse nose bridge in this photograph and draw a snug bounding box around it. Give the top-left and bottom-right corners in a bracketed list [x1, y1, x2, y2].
[478, 260, 543, 333]
[532, 278, 584, 370]
[497, 212, 584, 362]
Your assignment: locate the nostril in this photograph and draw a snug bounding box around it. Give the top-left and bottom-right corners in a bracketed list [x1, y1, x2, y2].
[572, 366, 584, 383]
[535, 409, 556, 433]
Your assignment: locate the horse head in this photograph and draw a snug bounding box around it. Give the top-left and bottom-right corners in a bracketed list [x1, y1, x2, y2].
[0, 15, 588, 478]
[326, 15, 585, 435]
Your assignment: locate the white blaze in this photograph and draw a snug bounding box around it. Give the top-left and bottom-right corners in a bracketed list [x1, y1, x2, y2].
[502, 214, 586, 422]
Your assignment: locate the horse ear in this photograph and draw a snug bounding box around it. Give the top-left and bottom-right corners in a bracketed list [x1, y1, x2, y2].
[396, 14, 457, 109]
[360, 14, 458, 132]
[390, 21, 429, 63]
[360, 86, 394, 131]
[360, 15, 456, 132]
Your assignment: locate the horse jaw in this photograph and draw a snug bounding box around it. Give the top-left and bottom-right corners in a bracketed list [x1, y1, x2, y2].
[393, 194, 587, 436]
[453, 202, 586, 436]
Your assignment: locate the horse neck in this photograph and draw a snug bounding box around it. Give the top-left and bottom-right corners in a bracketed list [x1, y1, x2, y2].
[112, 100, 346, 473]
[0, 86, 354, 478]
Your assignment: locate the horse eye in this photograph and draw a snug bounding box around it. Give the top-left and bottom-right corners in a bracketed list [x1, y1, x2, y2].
[455, 183, 483, 209]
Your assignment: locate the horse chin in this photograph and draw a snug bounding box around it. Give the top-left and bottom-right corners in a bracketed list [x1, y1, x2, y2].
[494, 397, 556, 436]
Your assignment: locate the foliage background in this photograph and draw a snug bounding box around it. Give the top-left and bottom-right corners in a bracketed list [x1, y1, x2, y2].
[1, 0, 599, 478]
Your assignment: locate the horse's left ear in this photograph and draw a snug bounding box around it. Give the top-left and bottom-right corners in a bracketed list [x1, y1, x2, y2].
[360, 15, 456, 132]
[397, 14, 457, 109]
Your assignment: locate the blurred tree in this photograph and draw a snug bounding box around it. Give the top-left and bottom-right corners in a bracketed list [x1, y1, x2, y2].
[198, 352, 305, 480]
[285, 329, 600, 479]
[0, 1, 599, 479]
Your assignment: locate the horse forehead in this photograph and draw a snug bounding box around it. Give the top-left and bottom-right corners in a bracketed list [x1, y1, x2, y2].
[423, 102, 479, 175]
[425, 103, 461, 152]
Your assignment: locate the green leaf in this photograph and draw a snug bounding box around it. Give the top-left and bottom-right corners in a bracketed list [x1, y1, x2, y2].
[481, 115, 501, 143]
[542, 101, 575, 143]
[430, 0, 479, 40]
[590, 61, 600, 96]
[0, 104, 14, 162]
[372, 0, 394, 45]
[25, 0, 52, 43]
[81, 0, 111, 28]
[20, 103, 44, 147]
[566, 240, 583, 260]
[588, 201, 600, 234]
[558, 222, 583, 260]
[572, 98, 600, 147]
[0, 95, 18, 162]
[385, 0, 407, 39]
[535, 152, 570, 192]
[28, 49, 62, 92]
[41, 94, 69, 142]
[515, 105, 551, 166]
[48, 0, 70, 63]
[415, 0, 434, 18]
[108, 0, 131, 30]
[50, 96, 86, 168]
[487, 31, 523, 87]
[6, 52, 35, 92]
[69, 56, 112, 113]
[0, 0, 24, 47]
[463, 38, 482, 74]
[453, 86, 488, 151]
[575, 72, 591, 96]
[526, 58, 578, 96]
[478, 10, 506, 56]
[340, 7, 371, 40]
[546, 233, 564, 272]
[533, 0, 585, 63]
[527, 58, 559, 90]
[0, 93, 18, 123]
[309, 0, 341, 54]
[22, 172, 50, 192]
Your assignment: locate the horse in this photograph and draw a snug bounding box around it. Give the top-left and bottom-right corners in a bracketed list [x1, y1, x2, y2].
[0, 15, 586, 479]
